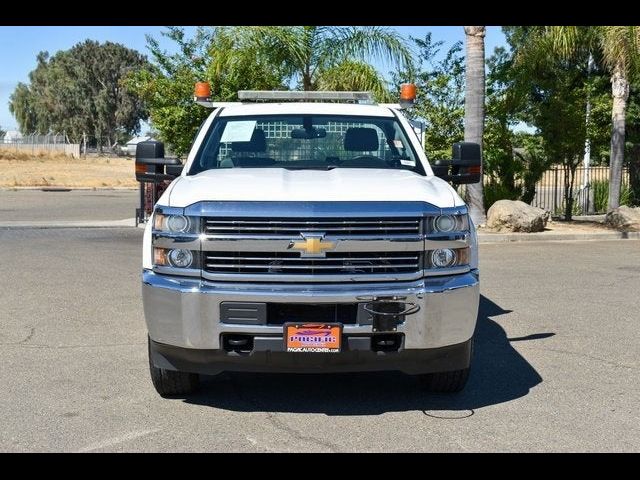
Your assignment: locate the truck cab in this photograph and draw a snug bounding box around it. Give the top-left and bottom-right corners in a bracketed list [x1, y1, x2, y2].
[138, 87, 481, 397]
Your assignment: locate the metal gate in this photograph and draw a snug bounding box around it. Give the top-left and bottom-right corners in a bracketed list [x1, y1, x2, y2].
[531, 166, 630, 215]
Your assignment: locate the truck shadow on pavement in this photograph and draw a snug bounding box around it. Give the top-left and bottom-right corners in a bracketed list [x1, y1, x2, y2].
[184, 295, 545, 415]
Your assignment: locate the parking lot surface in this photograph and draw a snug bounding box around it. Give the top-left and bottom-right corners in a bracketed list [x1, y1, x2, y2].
[0, 227, 638, 452]
[0, 189, 137, 222]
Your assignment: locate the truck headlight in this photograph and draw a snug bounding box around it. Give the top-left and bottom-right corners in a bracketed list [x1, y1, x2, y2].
[434, 215, 456, 232]
[428, 247, 469, 268]
[430, 214, 469, 233]
[154, 248, 195, 268]
[431, 248, 456, 268]
[153, 213, 198, 233]
[168, 249, 193, 268]
[167, 215, 190, 233]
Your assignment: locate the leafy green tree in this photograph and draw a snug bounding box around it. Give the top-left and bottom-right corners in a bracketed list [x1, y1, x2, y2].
[394, 33, 465, 160]
[315, 60, 392, 101]
[231, 26, 412, 92]
[483, 47, 521, 207]
[9, 41, 150, 148]
[626, 79, 640, 206]
[524, 26, 640, 211]
[508, 26, 613, 219]
[126, 27, 287, 156]
[8, 83, 40, 133]
[482, 45, 553, 208]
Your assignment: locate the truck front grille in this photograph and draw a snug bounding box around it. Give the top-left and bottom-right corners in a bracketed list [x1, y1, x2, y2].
[204, 251, 422, 275]
[203, 217, 420, 236]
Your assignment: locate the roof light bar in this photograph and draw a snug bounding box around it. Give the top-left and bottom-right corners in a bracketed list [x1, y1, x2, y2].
[237, 90, 375, 103]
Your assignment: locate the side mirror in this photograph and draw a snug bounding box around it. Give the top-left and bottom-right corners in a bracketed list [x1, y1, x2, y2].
[432, 142, 482, 184]
[135, 140, 182, 182]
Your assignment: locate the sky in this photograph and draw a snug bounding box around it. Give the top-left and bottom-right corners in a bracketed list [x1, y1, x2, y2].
[0, 26, 507, 132]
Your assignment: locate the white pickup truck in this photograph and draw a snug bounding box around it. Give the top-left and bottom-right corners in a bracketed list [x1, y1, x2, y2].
[136, 88, 481, 397]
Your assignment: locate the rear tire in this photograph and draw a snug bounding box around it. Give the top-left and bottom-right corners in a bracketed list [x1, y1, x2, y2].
[419, 367, 470, 393]
[148, 337, 199, 397]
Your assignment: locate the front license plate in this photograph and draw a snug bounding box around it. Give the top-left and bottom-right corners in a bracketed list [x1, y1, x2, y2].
[285, 323, 342, 353]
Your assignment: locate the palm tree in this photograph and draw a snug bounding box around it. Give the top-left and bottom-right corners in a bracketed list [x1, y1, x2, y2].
[463, 26, 487, 225]
[530, 26, 640, 211]
[228, 26, 412, 93]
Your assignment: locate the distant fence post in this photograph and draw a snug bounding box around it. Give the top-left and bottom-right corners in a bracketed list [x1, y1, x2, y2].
[553, 168, 558, 214]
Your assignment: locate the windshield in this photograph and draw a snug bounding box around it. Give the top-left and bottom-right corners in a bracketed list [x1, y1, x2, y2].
[188, 114, 424, 175]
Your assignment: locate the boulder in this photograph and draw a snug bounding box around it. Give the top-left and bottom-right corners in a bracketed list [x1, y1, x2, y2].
[605, 206, 640, 231]
[486, 200, 550, 233]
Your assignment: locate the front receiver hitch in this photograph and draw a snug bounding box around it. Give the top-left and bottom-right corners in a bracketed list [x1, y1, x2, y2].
[362, 300, 420, 333]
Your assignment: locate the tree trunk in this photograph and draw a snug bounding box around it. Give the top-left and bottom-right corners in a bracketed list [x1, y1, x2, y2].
[463, 26, 487, 225]
[302, 63, 313, 91]
[608, 66, 629, 211]
[563, 162, 578, 221]
[302, 74, 312, 91]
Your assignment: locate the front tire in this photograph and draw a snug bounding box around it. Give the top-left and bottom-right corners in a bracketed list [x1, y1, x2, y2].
[148, 337, 199, 397]
[419, 367, 470, 393]
[419, 338, 473, 393]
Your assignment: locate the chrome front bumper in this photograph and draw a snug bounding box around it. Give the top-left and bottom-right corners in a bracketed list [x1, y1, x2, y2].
[142, 270, 479, 350]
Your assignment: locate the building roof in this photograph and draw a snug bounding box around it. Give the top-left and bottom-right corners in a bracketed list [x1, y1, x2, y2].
[126, 136, 152, 145]
[3, 130, 22, 140]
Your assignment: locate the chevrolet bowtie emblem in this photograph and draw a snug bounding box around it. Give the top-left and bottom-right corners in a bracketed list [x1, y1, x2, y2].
[288, 233, 336, 257]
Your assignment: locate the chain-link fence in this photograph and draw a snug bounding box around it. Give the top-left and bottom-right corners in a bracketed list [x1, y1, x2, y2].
[0, 132, 80, 158]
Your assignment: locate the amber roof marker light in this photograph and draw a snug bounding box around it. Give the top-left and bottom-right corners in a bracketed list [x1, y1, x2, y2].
[399, 83, 417, 109]
[194, 81, 211, 102]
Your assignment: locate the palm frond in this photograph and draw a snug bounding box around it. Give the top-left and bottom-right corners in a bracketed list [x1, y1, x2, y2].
[321, 26, 413, 72]
[315, 60, 393, 102]
[227, 26, 309, 73]
[598, 26, 640, 75]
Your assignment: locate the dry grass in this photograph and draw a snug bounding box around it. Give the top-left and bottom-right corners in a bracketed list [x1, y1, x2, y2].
[0, 148, 137, 188]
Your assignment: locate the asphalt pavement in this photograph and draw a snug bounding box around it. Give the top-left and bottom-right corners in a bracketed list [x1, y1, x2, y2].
[0, 189, 138, 222]
[0, 227, 638, 452]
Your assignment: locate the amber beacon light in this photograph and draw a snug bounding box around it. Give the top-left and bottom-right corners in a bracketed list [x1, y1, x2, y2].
[194, 81, 211, 102]
[399, 83, 417, 108]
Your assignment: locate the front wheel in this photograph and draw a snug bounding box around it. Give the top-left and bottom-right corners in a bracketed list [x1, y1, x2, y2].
[418, 338, 473, 393]
[418, 367, 470, 393]
[148, 337, 199, 397]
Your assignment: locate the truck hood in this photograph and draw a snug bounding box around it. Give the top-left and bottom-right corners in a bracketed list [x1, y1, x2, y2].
[164, 168, 463, 208]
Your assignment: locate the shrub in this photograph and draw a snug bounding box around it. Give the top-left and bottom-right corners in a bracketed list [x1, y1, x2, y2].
[483, 181, 520, 210]
[592, 180, 631, 212]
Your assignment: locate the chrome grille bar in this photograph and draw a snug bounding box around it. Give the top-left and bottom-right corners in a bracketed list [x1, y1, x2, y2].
[204, 251, 421, 275]
[203, 217, 420, 235]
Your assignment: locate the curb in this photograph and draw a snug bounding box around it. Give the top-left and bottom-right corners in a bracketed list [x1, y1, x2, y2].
[0, 187, 138, 191]
[478, 231, 640, 244]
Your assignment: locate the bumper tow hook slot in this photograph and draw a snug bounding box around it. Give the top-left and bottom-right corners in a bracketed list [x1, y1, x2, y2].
[227, 338, 249, 346]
